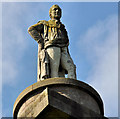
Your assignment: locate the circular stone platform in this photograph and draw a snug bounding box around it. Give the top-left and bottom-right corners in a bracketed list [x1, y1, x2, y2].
[13, 78, 104, 119]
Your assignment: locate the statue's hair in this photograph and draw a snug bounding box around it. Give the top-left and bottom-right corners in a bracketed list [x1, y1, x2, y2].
[49, 4, 62, 19]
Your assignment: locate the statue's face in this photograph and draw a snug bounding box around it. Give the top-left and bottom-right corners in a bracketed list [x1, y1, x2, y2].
[50, 6, 61, 20]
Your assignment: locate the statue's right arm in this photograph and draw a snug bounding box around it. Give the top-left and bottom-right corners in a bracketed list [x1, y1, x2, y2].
[28, 23, 44, 43]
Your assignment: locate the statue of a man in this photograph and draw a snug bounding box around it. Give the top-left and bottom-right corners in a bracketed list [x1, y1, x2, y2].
[28, 4, 76, 81]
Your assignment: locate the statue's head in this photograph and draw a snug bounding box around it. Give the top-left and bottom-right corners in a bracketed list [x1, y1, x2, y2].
[49, 4, 62, 20]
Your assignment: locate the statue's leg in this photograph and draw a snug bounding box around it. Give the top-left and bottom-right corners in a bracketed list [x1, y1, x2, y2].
[46, 47, 61, 78]
[61, 47, 76, 79]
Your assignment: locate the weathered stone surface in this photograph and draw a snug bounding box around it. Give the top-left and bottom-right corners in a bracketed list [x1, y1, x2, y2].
[28, 4, 76, 81]
[13, 78, 107, 119]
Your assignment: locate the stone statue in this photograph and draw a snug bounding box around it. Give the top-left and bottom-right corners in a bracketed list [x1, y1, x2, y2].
[28, 4, 76, 81]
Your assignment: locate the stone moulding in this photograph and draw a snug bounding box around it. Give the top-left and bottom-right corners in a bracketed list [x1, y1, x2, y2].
[13, 78, 105, 119]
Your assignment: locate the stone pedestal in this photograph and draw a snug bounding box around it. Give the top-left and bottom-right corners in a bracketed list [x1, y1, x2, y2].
[13, 78, 107, 119]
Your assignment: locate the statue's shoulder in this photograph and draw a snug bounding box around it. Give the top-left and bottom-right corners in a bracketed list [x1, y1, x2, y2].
[37, 20, 49, 26]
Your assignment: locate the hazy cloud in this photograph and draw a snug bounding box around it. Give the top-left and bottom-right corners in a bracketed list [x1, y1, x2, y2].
[77, 15, 118, 117]
[2, 3, 28, 85]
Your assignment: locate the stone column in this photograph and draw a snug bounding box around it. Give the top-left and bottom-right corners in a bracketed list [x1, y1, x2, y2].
[13, 78, 108, 119]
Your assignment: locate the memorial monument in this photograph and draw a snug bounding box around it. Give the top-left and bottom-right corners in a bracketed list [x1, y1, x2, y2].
[13, 5, 108, 119]
[28, 4, 76, 81]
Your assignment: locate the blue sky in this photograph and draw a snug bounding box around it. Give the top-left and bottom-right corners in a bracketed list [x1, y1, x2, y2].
[1, 1, 118, 118]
